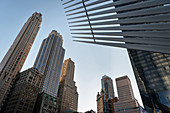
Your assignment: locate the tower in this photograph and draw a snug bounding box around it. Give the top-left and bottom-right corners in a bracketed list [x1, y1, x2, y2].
[129, 50, 170, 112]
[33, 30, 65, 97]
[98, 75, 115, 113]
[58, 58, 78, 113]
[96, 91, 104, 113]
[114, 76, 141, 113]
[0, 12, 42, 108]
[101, 75, 115, 99]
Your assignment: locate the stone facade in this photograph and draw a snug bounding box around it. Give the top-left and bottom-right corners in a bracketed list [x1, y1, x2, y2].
[58, 58, 78, 113]
[0, 12, 42, 109]
[33, 92, 58, 113]
[96, 90, 118, 113]
[96, 91, 104, 113]
[3, 68, 44, 113]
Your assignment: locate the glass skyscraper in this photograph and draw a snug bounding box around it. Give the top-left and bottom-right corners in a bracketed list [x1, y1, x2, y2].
[100, 75, 115, 113]
[0, 12, 42, 110]
[101, 75, 115, 99]
[34, 30, 65, 97]
[129, 50, 170, 112]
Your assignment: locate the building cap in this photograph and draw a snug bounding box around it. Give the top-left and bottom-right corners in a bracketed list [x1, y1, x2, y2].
[33, 12, 42, 16]
[116, 75, 129, 81]
[97, 92, 100, 97]
[102, 75, 111, 79]
[101, 89, 104, 93]
[32, 12, 42, 22]
[65, 58, 74, 64]
[49, 30, 63, 40]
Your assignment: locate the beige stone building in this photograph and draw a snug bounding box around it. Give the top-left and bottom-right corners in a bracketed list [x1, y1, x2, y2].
[58, 58, 78, 113]
[114, 76, 141, 113]
[96, 90, 104, 113]
[0, 12, 42, 110]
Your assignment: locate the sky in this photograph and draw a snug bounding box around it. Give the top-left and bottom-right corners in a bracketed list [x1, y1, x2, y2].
[0, 0, 143, 112]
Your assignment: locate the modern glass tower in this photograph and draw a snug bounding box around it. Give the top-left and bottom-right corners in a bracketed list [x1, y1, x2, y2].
[97, 75, 115, 113]
[101, 75, 115, 99]
[61, 0, 170, 112]
[129, 50, 170, 112]
[33, 30, 65, 97]
[0, 12, 42, 109]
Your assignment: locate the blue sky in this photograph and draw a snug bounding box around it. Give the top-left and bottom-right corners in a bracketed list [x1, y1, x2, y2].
[0, 0, 143, 112]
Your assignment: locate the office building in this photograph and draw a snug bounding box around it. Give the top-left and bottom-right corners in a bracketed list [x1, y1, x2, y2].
[129, 51, 170, 112]
[101, 75, 114, 99]
[3, 68, 44, 113]
[114, 76, 141, 113]
[33, 92, 58, 113]
[34, 30, 65, 97]
[61, 0, 170, 112]
[97, 75, 117, 113]
[58, 58, 78, 113]
[107, 98, 118, 113]
[0, 12, 42, 109]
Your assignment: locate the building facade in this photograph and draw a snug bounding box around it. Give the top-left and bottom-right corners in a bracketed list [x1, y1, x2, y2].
[3, 68, 44, 113]
[58, 58, 78, 113]
[101, 75, 114, 99]
[33, 30, 65, 97]
[114, 76, 141, 113]
[129, 50, 170, 112]
[0, 12, 42, 109]
[97, 75, 116, 113]
[96, 90, 104, 113]
[33, 92, 58, 113]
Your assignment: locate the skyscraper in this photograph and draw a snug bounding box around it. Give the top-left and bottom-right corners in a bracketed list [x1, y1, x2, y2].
[58, 58, 78, 113]
[0, 12, 42, 109]
[97, 75, 116, 113]
[114, 76, 141, 113]
[61, 0, 170, 112]
[101, 75, 114, 99]
[129, 50, 170, 112]
[33, 30, 65, 97]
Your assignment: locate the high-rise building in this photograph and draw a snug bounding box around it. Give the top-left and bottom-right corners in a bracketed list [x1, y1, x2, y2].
[3, 67, 44, 113]
[97, 75, 116, 113]
[129, 51, 170, 112]
[33, 92, 59, 113]
[58, 58, 78, 113]
[61, 0, 170, 112]
[0, 12, 42, 109]
[114, 76, 141, 113]
[33, 30, 65, 97]
[101, 75, 114, 99]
